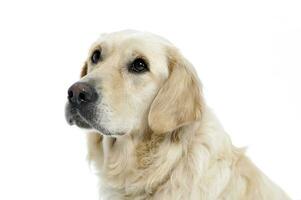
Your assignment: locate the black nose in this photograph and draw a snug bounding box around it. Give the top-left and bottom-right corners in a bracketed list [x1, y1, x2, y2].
[67, 82, 98, 105]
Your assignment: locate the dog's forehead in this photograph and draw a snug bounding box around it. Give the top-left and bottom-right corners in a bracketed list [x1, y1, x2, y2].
[90, 31, 170, 78]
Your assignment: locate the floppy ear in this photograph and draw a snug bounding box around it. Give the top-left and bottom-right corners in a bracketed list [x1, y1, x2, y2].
[80, 62, 88, 78]
[148, 48, 203, 134]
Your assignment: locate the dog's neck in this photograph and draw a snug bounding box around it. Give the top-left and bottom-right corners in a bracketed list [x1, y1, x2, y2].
[88, 105, 236, 199]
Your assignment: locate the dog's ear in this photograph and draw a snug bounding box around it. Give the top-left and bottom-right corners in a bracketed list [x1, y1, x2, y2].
[148, 47, 202, 134]
[80, 62, 88, 78]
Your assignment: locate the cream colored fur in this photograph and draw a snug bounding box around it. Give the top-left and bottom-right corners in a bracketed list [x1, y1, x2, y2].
[81, 30, 290, 200]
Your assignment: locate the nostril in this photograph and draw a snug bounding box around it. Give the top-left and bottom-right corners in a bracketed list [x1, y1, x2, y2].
[68, 90, 73, 100]
[68, 82, 97, 105]
[78, 92, 87, 102]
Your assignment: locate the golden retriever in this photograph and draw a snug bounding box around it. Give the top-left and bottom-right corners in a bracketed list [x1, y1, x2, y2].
[65, 30, 290, 200]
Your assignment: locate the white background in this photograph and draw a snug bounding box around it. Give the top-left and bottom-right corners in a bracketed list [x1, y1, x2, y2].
[0, 0, 300, 199]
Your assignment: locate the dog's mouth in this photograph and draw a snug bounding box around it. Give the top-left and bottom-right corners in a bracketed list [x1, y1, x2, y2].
[67, 112, 91, 128]
[65, 103, 123, 136]
[65, 103, 92, 129]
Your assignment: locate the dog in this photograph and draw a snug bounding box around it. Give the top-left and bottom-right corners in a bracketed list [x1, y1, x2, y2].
[65, 30, 290, 200]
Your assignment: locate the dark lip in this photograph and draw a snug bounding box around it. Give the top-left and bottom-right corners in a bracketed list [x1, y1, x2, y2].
[65, 103, 92, 129]
[65, 102, 125, 136]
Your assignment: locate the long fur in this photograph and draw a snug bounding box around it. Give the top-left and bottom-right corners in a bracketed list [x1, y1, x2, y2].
[80, 31, 289, 200]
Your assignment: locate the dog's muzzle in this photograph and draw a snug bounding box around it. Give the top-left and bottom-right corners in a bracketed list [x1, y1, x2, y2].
[65, 82, 98, 128]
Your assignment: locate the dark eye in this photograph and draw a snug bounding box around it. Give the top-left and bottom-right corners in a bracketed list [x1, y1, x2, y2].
[91, 50, 101, 64]
[128, 58, 149, 73]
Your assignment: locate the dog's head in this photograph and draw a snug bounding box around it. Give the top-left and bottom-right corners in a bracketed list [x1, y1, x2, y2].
[65, 30, 202, 136]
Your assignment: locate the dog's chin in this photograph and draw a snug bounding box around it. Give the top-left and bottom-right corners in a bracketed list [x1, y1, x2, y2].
[95, 126, 126, 136]
[76, 122, 125, 137]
